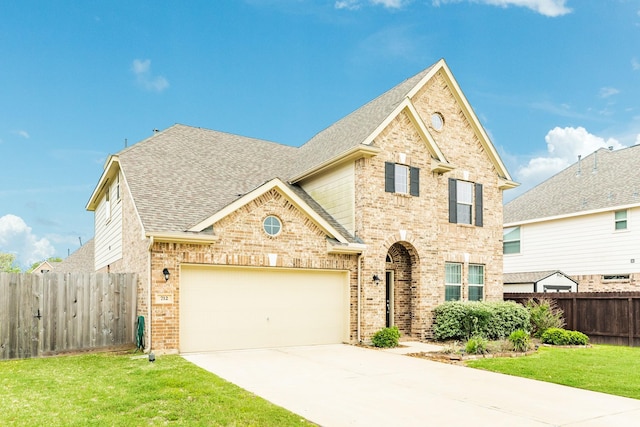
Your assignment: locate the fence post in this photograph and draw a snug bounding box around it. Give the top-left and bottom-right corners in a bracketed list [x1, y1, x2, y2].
[629, 298, 634, 347]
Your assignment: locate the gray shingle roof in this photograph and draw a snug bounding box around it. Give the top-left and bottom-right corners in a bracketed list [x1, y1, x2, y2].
[504, 270, 562, 284]
[504, 145, 640, 224]
[292, 64, 435, 177]
[53, 238, 95, 273]
[113, 62, 441, 236]
[118, 126, 299, 233]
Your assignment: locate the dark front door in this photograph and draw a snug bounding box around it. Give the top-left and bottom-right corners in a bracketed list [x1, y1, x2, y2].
[385, 271, 393, 327]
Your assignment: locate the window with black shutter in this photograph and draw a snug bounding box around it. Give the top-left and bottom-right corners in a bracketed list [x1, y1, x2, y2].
[448, 178, 483, 226]
[385, 162, 420, 197]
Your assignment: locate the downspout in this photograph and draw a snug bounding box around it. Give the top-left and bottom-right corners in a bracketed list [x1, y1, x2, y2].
[357, 254, 363, 343]
[147, 235, 154, 353]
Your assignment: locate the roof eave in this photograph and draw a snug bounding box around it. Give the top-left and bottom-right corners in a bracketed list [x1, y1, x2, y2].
[86, 155, 120, 211]
[289, 145, 381, 183]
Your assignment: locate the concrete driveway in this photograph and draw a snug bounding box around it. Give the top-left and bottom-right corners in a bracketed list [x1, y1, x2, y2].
[183, 344, 640, 426]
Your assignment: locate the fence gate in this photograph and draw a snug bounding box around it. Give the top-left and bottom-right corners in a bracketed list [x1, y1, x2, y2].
[0, 272, 137, 360]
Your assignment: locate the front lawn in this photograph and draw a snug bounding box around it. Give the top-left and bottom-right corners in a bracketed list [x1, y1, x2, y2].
[0, 352, 312, 426]
[466, 344, 640, 400]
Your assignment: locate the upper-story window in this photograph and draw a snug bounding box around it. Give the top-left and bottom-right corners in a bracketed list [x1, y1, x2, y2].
[116, 174, 121, 201]
[503, 226, 521, 254]
[385, 162, 419, 196]
[104, 187, 111, 223]
[263, 215, 282, 236]
[448, 178, 483, 226]
[615, 210, 627, 230]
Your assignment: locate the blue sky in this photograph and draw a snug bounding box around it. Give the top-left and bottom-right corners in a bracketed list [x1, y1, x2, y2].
[1, 0, 639, 268]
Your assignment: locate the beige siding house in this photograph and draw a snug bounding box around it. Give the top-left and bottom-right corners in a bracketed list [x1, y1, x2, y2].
[86, 59, 517, 353]
[504, 145, 640, 291]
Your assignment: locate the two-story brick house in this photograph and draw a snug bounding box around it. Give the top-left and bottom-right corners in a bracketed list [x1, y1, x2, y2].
[86, 59, 517, 353]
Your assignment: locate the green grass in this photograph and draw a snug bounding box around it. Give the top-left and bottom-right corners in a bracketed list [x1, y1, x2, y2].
[0, 352, 312, 426]
[466, 345, 640, 400]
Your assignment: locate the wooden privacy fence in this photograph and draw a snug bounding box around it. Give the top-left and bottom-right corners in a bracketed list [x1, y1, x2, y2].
[505, 292, 640, 346]
[0, 272, 137, 360]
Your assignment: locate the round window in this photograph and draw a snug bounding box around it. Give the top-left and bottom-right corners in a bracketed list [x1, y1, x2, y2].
[431, 112, 444, 130]
[263, 216, 282, 236]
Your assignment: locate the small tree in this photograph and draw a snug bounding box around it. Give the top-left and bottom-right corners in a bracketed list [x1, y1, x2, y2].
[526, 298, 565, 338]
[0, 252, 21, 273]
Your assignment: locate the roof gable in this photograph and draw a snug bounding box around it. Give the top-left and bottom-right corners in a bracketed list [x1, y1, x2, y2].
[505, 145, 640, 224]
[291, 59, 515, 185]
[188, 178, 356, 245]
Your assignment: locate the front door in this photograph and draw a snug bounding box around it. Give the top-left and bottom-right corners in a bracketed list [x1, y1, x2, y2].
[385, 270, 394, 327]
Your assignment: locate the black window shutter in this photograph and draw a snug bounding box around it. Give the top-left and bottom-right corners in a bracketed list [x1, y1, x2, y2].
[409, 167, 420, 196]
[448, 178, 457, 223]
[475, 183, 483, 227]
[385, 162, 395, 193]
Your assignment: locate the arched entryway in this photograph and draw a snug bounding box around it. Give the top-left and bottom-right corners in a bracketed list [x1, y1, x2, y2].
[385, 242, 419, 337]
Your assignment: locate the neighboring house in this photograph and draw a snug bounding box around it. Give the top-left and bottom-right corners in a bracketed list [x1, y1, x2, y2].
[30, 260, 60, 274]
[504, 270, 578, 293]
[86, 59, 517, 353]
[504, 145, 640, 292]
[53, 239, 95, 273]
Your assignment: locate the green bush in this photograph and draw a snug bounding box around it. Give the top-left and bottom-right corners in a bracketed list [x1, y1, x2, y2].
[508, 329, 531, 352]
[541, 328, 589, 345]
[433, 301, 530, 341]
[465, 335, 488, 354]
[526, 298, 565, 338]
[371, 326, 400, 348]
[567, 330, 589, 345]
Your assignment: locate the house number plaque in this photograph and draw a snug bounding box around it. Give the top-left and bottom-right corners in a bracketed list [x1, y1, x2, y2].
[156, 294, 173, 304]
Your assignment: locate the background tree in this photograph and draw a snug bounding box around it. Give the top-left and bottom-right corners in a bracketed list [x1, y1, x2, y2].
[0, 253, 22, 273]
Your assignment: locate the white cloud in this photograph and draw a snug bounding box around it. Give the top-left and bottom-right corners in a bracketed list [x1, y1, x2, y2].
[371, 0, 407, 7]
[12, 130, 30, 139]
[433, 0, 571, 17]
[335, 0, 408, 9]
[632, 58, 640, 71]
[599, 87, 619, 98]
[131, 59, 169, 92]
[515, 126, 625, 189]
[0, 214, 55, 268]
[335, 0, 360, 9]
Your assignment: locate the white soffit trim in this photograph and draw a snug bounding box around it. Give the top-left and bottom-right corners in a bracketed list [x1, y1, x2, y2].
[188, 178, 351, 244]
[289, 145, 380, 183]
[86, 155, 119, 211]
[407, 59, 515, 183]
[361, 98, 450, 165]
[504, 202, 640, 227]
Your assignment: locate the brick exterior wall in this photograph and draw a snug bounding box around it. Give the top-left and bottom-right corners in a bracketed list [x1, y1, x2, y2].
[355, 70, 505, 341]
[146, 189, 358, 352]
[113, 68, 508, 352]
[572, 273, 640, 292]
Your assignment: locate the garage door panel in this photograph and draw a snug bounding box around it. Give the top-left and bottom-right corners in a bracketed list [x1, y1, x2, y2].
[180, 265, 349, 352]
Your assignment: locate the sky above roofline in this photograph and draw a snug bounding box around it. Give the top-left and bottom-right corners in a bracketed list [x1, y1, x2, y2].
[1, 0, 639, 268]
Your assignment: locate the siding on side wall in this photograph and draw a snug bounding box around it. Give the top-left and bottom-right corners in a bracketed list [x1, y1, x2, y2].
[505, 207, 639, 276]
[94, 178, 123, 270]
[300, 162, 355, 234]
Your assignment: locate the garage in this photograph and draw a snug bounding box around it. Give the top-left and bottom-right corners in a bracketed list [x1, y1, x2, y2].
[179, 264, 350, 352]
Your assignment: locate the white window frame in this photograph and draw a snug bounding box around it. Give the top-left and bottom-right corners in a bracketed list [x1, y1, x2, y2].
[614, 210, 628, 231]
[104, 187, 111, 224]
[503, 226, 521, 254]
[456, 181, 473, 225]
[394, 164, 409, 194]
[468, 264, 484, 301]
[445, 262, 462, 301]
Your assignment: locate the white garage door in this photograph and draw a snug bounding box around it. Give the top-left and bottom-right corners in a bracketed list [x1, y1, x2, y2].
[180, 265, 350, 352]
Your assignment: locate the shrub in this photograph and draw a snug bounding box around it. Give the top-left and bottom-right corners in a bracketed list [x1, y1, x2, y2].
[541, 328, 588, 346]
[465, 335, 488, 355]
[433, 301, 530, 341]
[567, 330, 589, 345]
[526, 298, 565, 338]
[541, 327, 569, 345]
[371, 326, 400, 348]
[508, 329, 531, 352]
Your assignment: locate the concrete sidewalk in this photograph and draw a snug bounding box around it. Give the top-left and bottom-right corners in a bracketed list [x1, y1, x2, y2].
[184, 344, 640, 427]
